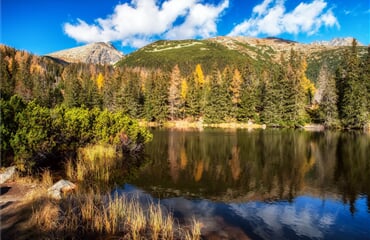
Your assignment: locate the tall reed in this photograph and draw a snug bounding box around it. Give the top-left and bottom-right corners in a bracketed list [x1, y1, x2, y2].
[66, 144, 121, 184]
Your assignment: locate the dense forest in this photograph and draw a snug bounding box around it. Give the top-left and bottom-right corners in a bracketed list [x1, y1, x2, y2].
[0, 41, 369, 168]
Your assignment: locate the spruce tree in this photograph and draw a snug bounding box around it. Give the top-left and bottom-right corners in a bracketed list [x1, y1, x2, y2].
[318, 63, 339, 128]
[144, 71, 168, 122]
[239, 69, 259, 122]
[338, 39, 368, 128]
[185, 74, 200, 119]
[261, 66, 284, 126]
[204, 67, 230, 123]
[362, 46, 370, 124]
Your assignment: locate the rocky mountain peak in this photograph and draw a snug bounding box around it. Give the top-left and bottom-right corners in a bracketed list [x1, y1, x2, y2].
[46, 42, 124, 65]
[311, 37, 364, 47]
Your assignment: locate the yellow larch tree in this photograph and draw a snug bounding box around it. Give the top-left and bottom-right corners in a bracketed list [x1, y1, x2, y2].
[96, 73, 104, 92]
[181, 79, 188, 100]
[195, 64, 205, 85]
[300, 58, 316, 104]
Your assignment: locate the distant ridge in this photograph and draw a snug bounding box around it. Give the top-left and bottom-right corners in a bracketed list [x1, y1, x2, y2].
[46, 42, 124, 65]
[311, 37, 364, 47]
[264, 37, 298, 44]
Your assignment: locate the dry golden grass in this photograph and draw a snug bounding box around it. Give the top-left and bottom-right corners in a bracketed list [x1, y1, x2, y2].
[66, 144, 121, 183]
[149, 202, 163, 240]
[65, 158, 75, 180]
[11, 171, 35, 184]
[13, 144, 203, 239]
[30, 199, 59, 231]
[41, 169, 53, 187]
[27, 188, 202, 239]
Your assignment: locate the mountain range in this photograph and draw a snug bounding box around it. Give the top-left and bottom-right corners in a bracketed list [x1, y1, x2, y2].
[41, 36, 368, 85]
[45, 37, 363, 66]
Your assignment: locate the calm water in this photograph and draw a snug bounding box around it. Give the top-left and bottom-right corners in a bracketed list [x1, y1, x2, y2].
[117, 129, 370, 239]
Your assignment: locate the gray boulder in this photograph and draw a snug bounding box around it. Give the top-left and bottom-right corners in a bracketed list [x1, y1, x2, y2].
[48, 179, 76, 199]
[0, 166, 16, 184]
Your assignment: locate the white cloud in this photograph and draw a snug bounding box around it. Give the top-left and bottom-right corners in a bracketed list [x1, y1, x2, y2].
[229, 0, 339, 37]
[166, 0, 229, 39]
[64, 0, 228, 48]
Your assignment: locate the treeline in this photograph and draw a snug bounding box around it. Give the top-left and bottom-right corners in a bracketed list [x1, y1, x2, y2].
[1, 41, 369, 130]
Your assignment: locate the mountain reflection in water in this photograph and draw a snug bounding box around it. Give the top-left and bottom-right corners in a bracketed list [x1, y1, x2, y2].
[118, 129, 370, 239]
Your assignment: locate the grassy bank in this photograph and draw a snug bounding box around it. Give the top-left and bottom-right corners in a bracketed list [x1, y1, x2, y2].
[1, 144, 201, 239]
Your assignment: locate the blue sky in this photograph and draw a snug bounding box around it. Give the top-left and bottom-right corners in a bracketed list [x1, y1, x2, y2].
[1, 0, 369, 55]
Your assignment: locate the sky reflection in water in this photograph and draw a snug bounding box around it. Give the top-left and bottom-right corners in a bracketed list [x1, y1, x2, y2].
[117, 184, 369, 240]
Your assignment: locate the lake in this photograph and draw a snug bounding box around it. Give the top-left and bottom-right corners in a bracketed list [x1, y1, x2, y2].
[116, 128, 370, 239]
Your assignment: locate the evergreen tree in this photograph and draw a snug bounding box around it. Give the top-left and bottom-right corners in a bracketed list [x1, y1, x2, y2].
[239, 69, 259, 122]
[261, 67, 285, 126]
[282, 49, 308, 127]
[0, 55, 13, 97]
[121, 74, 143, 118]
[204, 67, 230, 123]
[337, 39, 368, 128]
[318, 63, 339, 128]
[144, 71, 168, 122]
[185, 74, 200, 119]
[63, 66, 83, 107]
[185, 65, 207, 120]
[362, 46, 370, 123]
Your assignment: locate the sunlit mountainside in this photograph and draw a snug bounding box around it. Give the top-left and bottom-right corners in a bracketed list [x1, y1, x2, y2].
[116, 36, 367, 83]
[46, 42, 124, 65]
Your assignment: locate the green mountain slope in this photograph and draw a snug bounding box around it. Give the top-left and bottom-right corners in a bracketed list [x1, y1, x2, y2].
[118, 36, 367, 83]
[117, 39, 270, 75]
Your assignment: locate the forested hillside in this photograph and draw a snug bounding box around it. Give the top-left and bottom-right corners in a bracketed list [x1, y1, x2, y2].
[1, 39, 369, 168]
[1, 39, 369, 126]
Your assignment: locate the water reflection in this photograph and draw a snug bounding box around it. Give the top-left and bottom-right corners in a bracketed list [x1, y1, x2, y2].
[117, 184, 370, 240]
[134, 129, 370, 210]
[118, 129, 370, 239]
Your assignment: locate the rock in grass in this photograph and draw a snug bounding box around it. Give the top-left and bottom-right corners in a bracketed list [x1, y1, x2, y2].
[0, 166, 16, 184]
[48, 179, 76, 199]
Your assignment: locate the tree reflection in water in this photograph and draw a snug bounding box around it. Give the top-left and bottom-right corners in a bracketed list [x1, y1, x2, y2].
[116, 129, 370, 239]
[135, 129, 370, 209]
